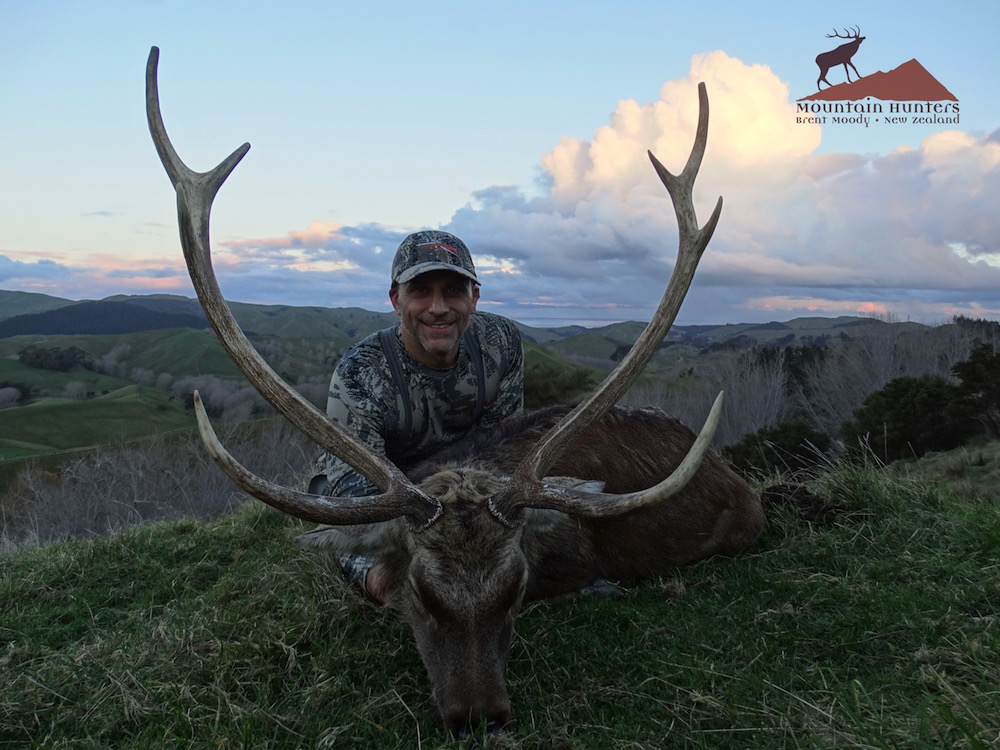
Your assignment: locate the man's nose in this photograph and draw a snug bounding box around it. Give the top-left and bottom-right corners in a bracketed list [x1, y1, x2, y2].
[429, 289, 448, 313]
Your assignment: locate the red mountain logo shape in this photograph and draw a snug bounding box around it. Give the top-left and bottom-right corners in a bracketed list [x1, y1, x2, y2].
[799, 59, 957, 102]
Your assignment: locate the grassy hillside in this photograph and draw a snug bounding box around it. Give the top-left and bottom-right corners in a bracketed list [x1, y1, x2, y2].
[0, 357, 129, 397]
[0, 328, 245, 380]
[0, 385, 194, 461]
[1, 461, 997, 748]
[228, 302, 397, 342]
[0, 290, 73, 321]
[0, 334, 600, 462]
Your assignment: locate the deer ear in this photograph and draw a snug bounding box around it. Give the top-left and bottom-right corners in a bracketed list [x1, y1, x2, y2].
[542, 476, 607, 494]
[295, 521, 402, 556]
[520, 478, 608, 532]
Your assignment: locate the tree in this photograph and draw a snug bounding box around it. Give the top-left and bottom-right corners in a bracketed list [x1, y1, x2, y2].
[17, 345, 93, 372]
[951, 342, 1000, 437]
[0, 386, 22, 409]
[841, 375, 978, 463]
[523, 361, 594, 411]
[63, 381, 88, 400]
[791, 323, 982, 438]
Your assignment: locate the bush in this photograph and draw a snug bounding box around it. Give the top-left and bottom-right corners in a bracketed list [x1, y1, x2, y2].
[17, 345, 94, 372]
[723, 418, 832, 476]
[841, 375, 979, 463]
[952, 342, 1000, 437]
[523, 361, 594, 411]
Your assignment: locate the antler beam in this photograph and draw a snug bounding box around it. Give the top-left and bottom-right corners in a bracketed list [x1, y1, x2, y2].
[146, 47, 440, 528]
[491, 82, 724, 522]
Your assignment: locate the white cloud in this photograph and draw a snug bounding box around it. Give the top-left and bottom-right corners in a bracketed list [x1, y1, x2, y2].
[33, 52, 991, 325]
[443, 50, 1000, 324]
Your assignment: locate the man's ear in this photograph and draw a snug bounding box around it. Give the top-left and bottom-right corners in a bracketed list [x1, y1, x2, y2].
[471, 284, 480, 311]
[389, 286, 401, 314]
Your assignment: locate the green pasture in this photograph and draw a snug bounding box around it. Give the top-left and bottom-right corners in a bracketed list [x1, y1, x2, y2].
[0, 385, 193, 462]
[1, 460, 997, 748]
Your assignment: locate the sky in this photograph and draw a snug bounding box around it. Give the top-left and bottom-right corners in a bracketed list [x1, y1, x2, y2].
[1, 1, 998, 328]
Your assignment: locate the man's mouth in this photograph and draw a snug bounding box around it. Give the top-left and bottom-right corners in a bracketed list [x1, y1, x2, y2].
[421, 320, 455, 332]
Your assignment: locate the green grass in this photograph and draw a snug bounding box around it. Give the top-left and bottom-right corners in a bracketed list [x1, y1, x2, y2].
[2, 460, 998, 748]
[0, 358, 130, 397]
[0, 386, 194, 462]
[0, 329, 244, 380]
[894, 440, 1000, 506]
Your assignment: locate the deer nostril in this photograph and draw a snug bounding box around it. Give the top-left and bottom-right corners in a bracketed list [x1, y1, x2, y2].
[449, 720, 505, 740]
[446, 714, 509, 739]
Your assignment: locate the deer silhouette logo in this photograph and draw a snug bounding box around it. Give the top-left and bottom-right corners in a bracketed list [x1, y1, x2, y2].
[816, 26, 865, 90]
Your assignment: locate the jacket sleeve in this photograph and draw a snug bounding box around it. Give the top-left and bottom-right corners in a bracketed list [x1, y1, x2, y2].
[313, 347, 394, 498]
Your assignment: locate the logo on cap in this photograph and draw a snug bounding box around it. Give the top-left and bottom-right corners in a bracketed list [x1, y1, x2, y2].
[416, 242, 461, 265]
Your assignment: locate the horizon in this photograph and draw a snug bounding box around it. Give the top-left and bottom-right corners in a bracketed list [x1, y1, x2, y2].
[1, 288, 963, 332]
[2, 2, 998, 326]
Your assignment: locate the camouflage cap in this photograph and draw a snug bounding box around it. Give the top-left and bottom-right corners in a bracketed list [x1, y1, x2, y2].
[391, 230, 479, 286]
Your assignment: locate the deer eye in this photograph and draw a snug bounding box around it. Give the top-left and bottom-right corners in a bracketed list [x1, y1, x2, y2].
[490, 566, 528, 617]
[408, 573, 450, 622]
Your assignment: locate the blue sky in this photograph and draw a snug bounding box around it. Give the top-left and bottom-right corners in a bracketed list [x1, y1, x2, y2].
[1, 0, 998, 326]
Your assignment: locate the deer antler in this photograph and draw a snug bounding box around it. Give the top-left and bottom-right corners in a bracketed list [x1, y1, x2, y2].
[145, 47, 440, 528]
[826, 26, 861, 39]
[490, 83, 724, 524]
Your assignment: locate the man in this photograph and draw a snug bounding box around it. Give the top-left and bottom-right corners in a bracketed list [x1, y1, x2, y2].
[309, 230, 524, 599]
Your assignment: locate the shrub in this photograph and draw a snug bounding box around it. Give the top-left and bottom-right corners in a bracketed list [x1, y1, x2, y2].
[952, 342, 1000, 437]
[723, 418, 831, 476]
[523, 361, 594, 411]
[17, 345, 94, 372]
[841, 375, 979, 462]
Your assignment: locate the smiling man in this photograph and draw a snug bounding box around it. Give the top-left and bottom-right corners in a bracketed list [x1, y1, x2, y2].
[308, 231, 524, 598]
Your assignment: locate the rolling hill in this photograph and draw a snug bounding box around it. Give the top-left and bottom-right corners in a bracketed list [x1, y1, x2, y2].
[0, 290, 927, 352]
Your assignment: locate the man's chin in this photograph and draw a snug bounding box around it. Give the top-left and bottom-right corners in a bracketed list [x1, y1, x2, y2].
[420, 337, 459, 356]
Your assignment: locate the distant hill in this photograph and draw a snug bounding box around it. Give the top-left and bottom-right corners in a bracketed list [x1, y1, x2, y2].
[0, 292, 400, 344]
[0, 290, 930, 355]
[0, 290, 75, 321]
[0, 300, 208, 338]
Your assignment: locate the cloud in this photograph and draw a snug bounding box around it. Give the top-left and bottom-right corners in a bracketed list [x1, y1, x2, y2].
[222, 220, 346, 251]
[0, 254, 73, 282]
[16, 52, 995, 325]
[438, 50, 1000, 323]
[150, 51, 1000, 324]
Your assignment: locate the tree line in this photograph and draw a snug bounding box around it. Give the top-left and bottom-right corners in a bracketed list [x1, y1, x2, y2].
[627, 316, 1000, 475]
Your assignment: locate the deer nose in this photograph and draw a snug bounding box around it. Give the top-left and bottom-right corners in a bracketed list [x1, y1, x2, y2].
[444, 705, 510, 739]
[447, 716, 507, 740]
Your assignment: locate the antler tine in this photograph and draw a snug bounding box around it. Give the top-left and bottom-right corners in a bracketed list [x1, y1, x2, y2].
[488, 392, 725, 527]
[146, 47, 440, 528]
[192, 393, 432, 525]
[491, 82, 723, 522]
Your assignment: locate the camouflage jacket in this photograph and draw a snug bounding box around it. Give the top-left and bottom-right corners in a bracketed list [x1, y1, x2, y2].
[314, 311, 523, 497]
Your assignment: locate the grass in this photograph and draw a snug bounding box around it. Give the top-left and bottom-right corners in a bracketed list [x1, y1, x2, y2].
[893, 440, 1000, 506]
[0, 358, 131, 398]
[2, 460, 999, 748]
[0, 385, 194, 462]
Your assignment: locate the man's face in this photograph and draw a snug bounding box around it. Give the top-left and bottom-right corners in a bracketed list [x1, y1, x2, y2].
[390, 271, 480, 369]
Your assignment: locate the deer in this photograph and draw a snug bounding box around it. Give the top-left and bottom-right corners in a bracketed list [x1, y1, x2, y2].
[145, 46, 765, 738]
[816, 26, 865, 90]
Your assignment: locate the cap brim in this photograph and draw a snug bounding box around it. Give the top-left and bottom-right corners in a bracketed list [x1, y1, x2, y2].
[395, 263, 479, 285]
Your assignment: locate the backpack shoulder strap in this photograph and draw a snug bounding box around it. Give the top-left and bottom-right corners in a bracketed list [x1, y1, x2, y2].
[462, 325, 486, 423]
[378, 327, 413, 446]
